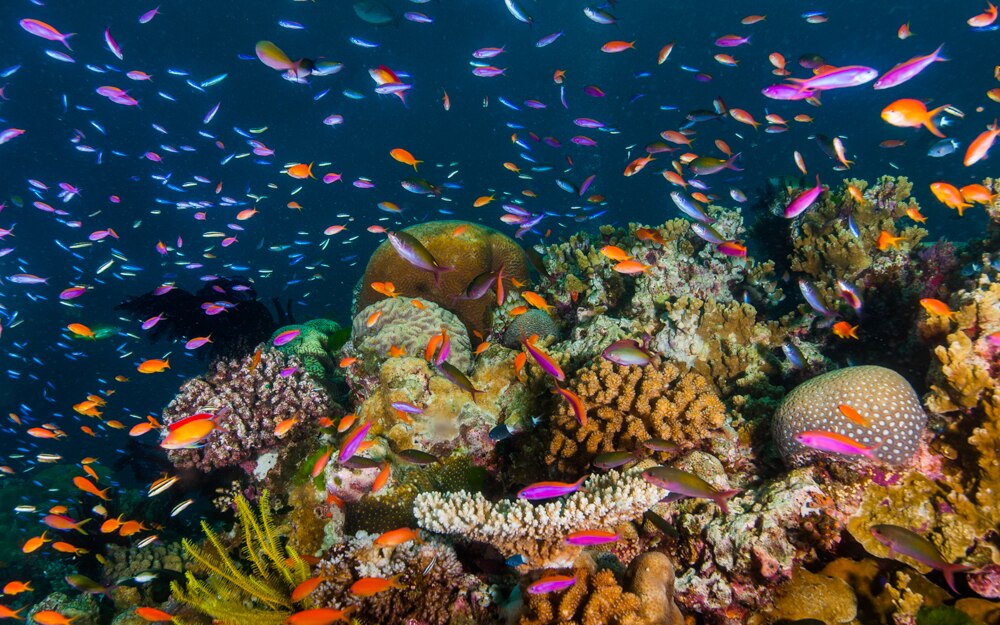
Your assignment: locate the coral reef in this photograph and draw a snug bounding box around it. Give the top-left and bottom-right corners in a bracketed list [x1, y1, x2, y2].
[355, 220, 530, 337]
[545, 357, 731, 477]
[172, 492, 310, 625]
[348, 296, 472, 375]
[269, 318, 345, 385]
[413, 469, 668, 570]
[312, 531, 495, 625]
[766, 568, 857, 624]
[161, 347, 330, 479]
[772, 365, 927, 466]
[28, 592, 101, 625]
[518, 552, 683, 625]
[502, 308, 561, 349]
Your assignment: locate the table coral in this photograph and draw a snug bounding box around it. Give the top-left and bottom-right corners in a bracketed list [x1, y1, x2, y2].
[161, 347, 330, 479]
[545, 357, 729, 477]
[311, 531, 495, 625]
[348, 296, 472, 376]
[355, 220, 530, 337]
[518, 552, 683, 625]
[771, 365, 927, 467]
[413, 469, 668, 570]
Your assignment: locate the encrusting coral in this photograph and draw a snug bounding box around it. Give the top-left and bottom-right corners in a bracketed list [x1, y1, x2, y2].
[355, 220, 530, 337]
[413, 468, 668, 570]
[161, 347, 330, 479]
[518, 552, 683, 625]
[269, 318, 345, 385]
[546, 357, 730, 477]
[771, 365, 927, 467]
[171, 491, 311, 625]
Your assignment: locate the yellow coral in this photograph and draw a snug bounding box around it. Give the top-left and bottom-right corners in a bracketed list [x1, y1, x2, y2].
[546, 357, 726, 476]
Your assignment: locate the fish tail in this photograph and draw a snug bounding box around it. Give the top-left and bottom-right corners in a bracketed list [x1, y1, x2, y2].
[726, 153, 744, 171]
[933, 43, 948, 62]
[432, 264, 454, 287]
[924, 105, 950, 138]
[62, 33, 76, 51]
[942, 563, 972, 593]
[714, 488, 742, 514]
[76, 518, 92, 535]
[99, 486, 112, 500]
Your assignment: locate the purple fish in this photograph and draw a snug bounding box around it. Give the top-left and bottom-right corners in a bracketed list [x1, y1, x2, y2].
[386, 230, 452, 286]
[7, 274, 47, 284]
[601, 339, 651, 366]
[472, 46, 504, 59]
[536, 31, 563, 47]
[579, 174, 596, 196]
[142, 313, 165, 330]
[338, 419, 371, 464]
[19, 19, 74, 50]
[564, 530, 619, 546]
[571, 135, 597, 146]
[573, 117, 604, 129]
[873, 44, 945, 90]
[798, 279, 834, 317]
[783, 175, 823, 218]
[185, 336, 211, 350]
[786, 65, 878, 91]
[272, 328, 301, 346]
[761, 84, 818, 100]
[583, 85, 605, 97]
[794, 430, 879, 459]
[404, 11, 433, 23]
[517, 476, 585, 500]
[279, 366, 298, 377]
[59, 286, 87, 300]
[527, 575, 577, 594]
[0, 128, 25, 144]
[391, 401, 424, 414]
[670, 191, 714, 224]
[473, 66, 505, 77]
[139, 6, 160, 24]
[715, 34, 750, 47]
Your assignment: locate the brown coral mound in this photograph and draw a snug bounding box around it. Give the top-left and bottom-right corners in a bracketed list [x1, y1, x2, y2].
[519, 553, 682, 625]
[546, 357, 726, 476]
[162, 348, 329, 474]
[355, 220, 529, 336]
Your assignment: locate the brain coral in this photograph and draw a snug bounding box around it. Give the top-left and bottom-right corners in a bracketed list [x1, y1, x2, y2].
[772, 365, 926, 466]
[350, 296, 472, 372]
[501, 308, 561, 349]
[355, 220, 530, 337]
[546, 357, 728, 477]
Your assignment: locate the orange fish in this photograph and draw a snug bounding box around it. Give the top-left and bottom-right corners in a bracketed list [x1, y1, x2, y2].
[508, 305, 529, 316]
[473, 194, 494, 207]
[134, 607, 175, 622]
[623, 155, 654, 176]
[52, 541, 88, 556]
[339, 356, 357, 368]
[881, 99, 949, 138]
[906, 206, 928, 223]
[968, 1, 998, 26]
[897, 22, 912, 39]
[250, 348, 262, 373]
[160, 418, 221, 450]
[338, 414, 358, 433]
[274, 417, 297, 437]
[0, 606, 24, 620]
[601, 245, 631, 263]
[290, 576, 328, 603]
[635, 228, 665, 245]
[236, 207, 258, 220]
[370, 281, 398, 298]
[742, 14, 766, 24]
[657, 42, 674, 64]
[43, 514, 91, 534]
[514, 351, 527, 378]
[660, 130, 692, 146]
[960, 184, 995, 205]
[388, 344, 405, 357]
[920, 298, 956, 319]
[729, 108, 760, 129]
[285, 607, 356, 625]
[67, 323, 95, 339]
[390, 148, 422, 171]
[287, 162, 315, 179]
[366, 310, 382, 328]
[552, 69, 566, 83]
[832, 321, 859, 339]
[101, 515, 125, 533]
[32, 610, 75, 625]
[474, 341, 491, 355]
[613, 260, 650, 275]
[129, 422, 155, 437]
[375, 527, 421, 547]
[847, 185, 864, 204]
[522, 291, 553, 312]
[2, 580, 32, 595]
[930, 182, 972, 215]
[119, 520, 147, 537]
[838, 404, 871, 427]
[601, 40, 636, 53]
[964, 120, 1000, 167]
[349, 575, 404, 596]
[662, 170, 687, 187]
[137, 358, 169, 374]
[877, 231, 904, 251]
[22, 531, 51, 553]
[27, 427, 60, 439]
[73, 475, 112, 500]
[372, 462, 391, 493]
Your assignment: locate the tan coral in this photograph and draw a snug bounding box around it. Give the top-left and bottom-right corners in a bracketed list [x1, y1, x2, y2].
[546, 357, 727, 477]
[355, 220, 529, 337]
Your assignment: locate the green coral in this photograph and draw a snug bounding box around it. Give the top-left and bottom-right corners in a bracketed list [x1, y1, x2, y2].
[270, 318, 346, 385]
[171, 491, 310, 625]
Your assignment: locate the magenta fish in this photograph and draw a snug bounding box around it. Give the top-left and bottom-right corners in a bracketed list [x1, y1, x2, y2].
[391, 401, 424, 414]
[564, 530, 619, 546]
[20, 19, 74, 50]
[527, 575, 576, 594]
[272, 328, 301, 346]
[784, 175, 823, 218]
[794, 430, 880, 459]
[761, 84, 818, 100]
[715, 34, 750, 47]
[472, 66, 505, 77]
[141, 313, 165, 330]
[517, 476, 585, 500]
[873, 44, 946, 90]
[59, 286, 87, 300]
[786, 65, 878, 91]
[338, 419, 371, 464]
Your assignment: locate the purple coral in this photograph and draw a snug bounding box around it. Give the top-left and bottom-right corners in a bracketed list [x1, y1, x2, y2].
[161, 347, 330, 474]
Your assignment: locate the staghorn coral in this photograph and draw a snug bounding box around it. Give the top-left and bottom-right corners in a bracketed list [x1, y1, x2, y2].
[161, 347, 329, 478]
[546, 357, 729, 477]
[772, 365, 927, 467]
[270, 318, 345, 385]
[355, 220, 529, 337]
[348, 296, 472, 375]
[518, 552, 682, 625]
[311, 531, 495, 625]
[171, 492, 310, 625]
[413, 468, 668, 570]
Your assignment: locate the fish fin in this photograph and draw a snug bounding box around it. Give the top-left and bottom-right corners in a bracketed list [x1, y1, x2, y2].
[925, 105, 950, 138]
[432, 265, 454, 287]
[942, 562, 973, 593]
[715, 488, 743, 514]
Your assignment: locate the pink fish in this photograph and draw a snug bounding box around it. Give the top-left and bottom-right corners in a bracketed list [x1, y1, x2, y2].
[527, 575, 576, 594]
[473, 46, 505, 58]
[185, 336, 212, 350]
[104, 28, 123, 60]
[59, 286, 87, 300]
[272, 328, 301, 346]
[553, 384, 587, 426]
[794, 430, 880, 459]
[786, 65, 878, 91]
[784, 175, 823, 218]
[520, 336, 565, 381]
[564, 530, 618, 546]
[139, 6, 160, 24]
[761, 84, 818, 100]
[472, 66, 506, 77]
[338, 419, 371, 464]
[0, 128, 26, 145]
[19, 19, 74, 50]
[517, 477, 586, 500]
[873, 44, 946, 89]
[141, 313, 165, 330]
[715, 34, 750, 47]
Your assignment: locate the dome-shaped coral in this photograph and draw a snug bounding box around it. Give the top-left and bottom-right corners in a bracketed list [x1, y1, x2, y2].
[355, 220, 530, 337]
[772, 365, 926, 466]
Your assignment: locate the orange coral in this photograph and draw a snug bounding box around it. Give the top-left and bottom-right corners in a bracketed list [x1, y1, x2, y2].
[355, 220, 530, 336]
[546, 358, 726, 476]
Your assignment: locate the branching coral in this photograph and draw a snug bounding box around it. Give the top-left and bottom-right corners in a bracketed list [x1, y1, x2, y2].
[355, 220, 530, 337]
[171, 492, 310, 625]
[518, 553, 682, 625]
[311, 531, 495, 625]
[161, 347, 330, 478]
[413, 469, 668, 570]
[546, 357, 729, 477]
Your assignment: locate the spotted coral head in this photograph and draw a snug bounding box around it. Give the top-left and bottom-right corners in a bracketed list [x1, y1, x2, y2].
[772, 365, 926, 467]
